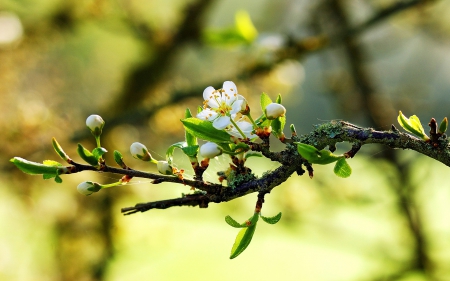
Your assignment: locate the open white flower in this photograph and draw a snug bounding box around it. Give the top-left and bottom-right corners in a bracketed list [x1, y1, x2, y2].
[227, 120, 254, 139]
[197, 81, 245, 130]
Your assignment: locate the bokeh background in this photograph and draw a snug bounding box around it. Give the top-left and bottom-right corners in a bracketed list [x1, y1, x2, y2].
[2, 0, 450, 280]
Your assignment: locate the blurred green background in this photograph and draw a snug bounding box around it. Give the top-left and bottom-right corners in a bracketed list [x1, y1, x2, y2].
[1, 0, 450, 280]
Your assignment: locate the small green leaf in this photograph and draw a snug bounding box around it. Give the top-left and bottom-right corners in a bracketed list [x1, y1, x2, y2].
[10, 157, 64, 176]
[225, 215, 248, 228]
[260, 93, 273, 113]
[52, 137, 70, 162]
[235, 10, 258, 43]
[77, 144, 99, 167]
[333, 158, 352, 178]
[397, 111, 429, 140]
[439, 117, 448, 134]
[230, 213, 259, 259]
[245, 152, 262, 159]
[113, 150, 124, 166]
[54, 175, 63, 183]
[272, 115, 286, 138]
[181, 145, 199, 158]
[296, 143, 340, 165]
[185, 108, 198, 147]
[275, 94, 282, 104]
[181, 118, 232, 143]
[260, 212, 282, 224]
[92, 147, 107, 160]
[166, 141, 187, 165]
[43, 160, 63, 167]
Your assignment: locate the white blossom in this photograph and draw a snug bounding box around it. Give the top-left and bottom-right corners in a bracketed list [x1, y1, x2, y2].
[77, 181, 101, 196]
[157, 161, 173, 175]
[265, 103, 286, 120]
[86, 114, 105, 135]
[197, 81, 245, 130]
[130, 142, 152, 161]
[200, 142, 222, 158]
[227, 120, 254, 139]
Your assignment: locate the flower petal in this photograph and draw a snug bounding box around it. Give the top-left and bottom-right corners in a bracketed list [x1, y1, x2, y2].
[203, 86, 220, 108]
[230, 99, 244, 114]
[197, 109, 218, 121]
[223, 81, 238, 104]
[213, 116, 231, 130]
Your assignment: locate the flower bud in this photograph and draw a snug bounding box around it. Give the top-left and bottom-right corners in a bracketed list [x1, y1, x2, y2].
[77, 181, 101, 196]
[86, 115, 105, 137]
[200, 142, 222, 158]
[238, 95, 249, 115]
[265, 103, 286, 120]
[130, 142, 152, 161]
[157, 161, 173, 175]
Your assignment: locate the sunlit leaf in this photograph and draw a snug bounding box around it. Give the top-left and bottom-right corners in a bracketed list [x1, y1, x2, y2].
[260, 212, 282, 224]
[185, 108, 198, 147]
[397, 111, 429, 140]
[10, 157, 63, 176]
[296, 143, 340, 165]
[229, 213, 259, 259]
[245, 152, 262, 159]
[439, 117, 448, 134]
[166, 141, 187, 165]
[235, 10, 258, 42]
[333, 158, 352, 178]
[181, 118, 232, 143]
[260, 92, 273, 113]
[77, 144, 99, 166]
[225, 215, 248, 228]
[92, 147, 107, 160]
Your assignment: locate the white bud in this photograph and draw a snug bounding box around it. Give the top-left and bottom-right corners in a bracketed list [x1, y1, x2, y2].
[200, 142, 222, 158]
[265, 103, 286, 120]
[157, 161, 173, 175]
[77, 181, 101, 196]
[86, 114, 105, 137]
[130, 142, 152, 161]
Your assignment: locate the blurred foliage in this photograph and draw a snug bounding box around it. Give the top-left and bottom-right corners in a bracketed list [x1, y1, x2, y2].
[1, 0, 450, 280]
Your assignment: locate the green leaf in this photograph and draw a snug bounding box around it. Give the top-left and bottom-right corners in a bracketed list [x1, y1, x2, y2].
[272, 115, 286, 138]
[181, 145, 199, 158]
[225, 215, 248, 228]
[235, 10, 258, 43]
[333, 158, 352, 178]
[43, 160, 63, 167]
[166, 141, 187, 165]
[54, 175, 63, 183]
[229, 213, 259, 259]
[181, 118, 232, 143]
[439, 117, 448, 134]
[184, 108, 198, 147]
[10, 157, 64, 176]
[260, 212, 282, 224]
[275, 94, 282, 104]
[77, 144, 99, 167]
[296, 143, 340, 165]
[52, 137, 70, 161]
[92, 147, 107, 160]
[397, 111, 429, 140]
[113, 150, 124, 167]
[260, 93, 273, 113]
[245, 152, 262, 159]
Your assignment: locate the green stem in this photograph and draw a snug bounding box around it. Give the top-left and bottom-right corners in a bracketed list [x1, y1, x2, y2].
[95, 136, 101, 148]
[230, 118, 247, 139]
[247, 114, 259, 129]
[101, 181, 122, 189]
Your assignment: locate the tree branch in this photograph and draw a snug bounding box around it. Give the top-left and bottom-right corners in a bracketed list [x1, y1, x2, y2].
[112, 121, 449, 214]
